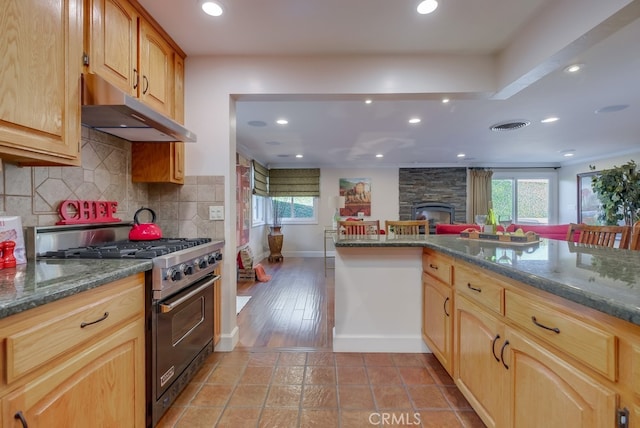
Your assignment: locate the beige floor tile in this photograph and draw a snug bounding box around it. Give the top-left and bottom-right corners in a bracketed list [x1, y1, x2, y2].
[337, 385, 375, 409]
[215, 407, 261, 428]
[340, 410, 377, 427]
[238, 366, 274, 384]
[363, 353, 395, 366]
[336, 365, 368, 384]
[304, 366, 336, 384]
[227, 384, 269, 407]
[207, 365, 244, 385]
[335, 353, 364, 366]
[398, 366, 436, 385]
[272, 365, 305, 384]
[406, 385, 450, 409]
[300, 409, 339, 428]
[371, 385, 413, 410]
[366, 366, 402, 385]
[174, 407, 223, 428]
[247, 352, 280, 366]
[392, 353, 426, 367]
[191, 384, 234, 407]
[305, 351, 335, 366]
[265, 384, 303, 407]
[259, 408, 300, 428]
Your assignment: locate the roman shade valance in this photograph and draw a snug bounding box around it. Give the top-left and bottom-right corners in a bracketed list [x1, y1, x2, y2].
[252, 160, 269, 197]
[269, 168, 320, 197]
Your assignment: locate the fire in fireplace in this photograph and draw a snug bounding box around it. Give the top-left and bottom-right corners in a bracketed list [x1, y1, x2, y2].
[411, 202, 455, 234]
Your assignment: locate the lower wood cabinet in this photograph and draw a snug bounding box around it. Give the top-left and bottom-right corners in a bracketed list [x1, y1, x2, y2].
[422, 252, 639, 428]
[0, 274, 146, 427]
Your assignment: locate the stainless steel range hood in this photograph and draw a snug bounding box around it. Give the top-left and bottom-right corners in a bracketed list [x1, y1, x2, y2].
[81, 73, 197, 142]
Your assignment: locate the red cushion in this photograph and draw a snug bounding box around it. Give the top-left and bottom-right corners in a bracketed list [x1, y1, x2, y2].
[435, 224, 481, 234]
[512, 224, 571, 240]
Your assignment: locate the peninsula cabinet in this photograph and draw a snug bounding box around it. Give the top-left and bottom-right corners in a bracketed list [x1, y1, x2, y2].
[0, 0, 82, 166]
[86, 0, 185, 118]
[0, 274, 146, 427]
[421, 249, 454, 374]
[422, 250, 640, 428]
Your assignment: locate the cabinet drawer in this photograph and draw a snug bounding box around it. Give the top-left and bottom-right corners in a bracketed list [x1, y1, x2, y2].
[422, 250, 453, 285]
[504, 290, 617, 381]
[5, 280, 143, 383]
[454, 262, 504, 315]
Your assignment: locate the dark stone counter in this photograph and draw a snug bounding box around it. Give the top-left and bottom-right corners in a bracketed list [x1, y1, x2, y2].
[0, 259, 152, 319]
[335, 235, 640, 326]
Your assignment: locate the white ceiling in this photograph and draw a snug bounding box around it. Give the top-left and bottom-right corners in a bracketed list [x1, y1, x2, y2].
[138, 0, 640, 168]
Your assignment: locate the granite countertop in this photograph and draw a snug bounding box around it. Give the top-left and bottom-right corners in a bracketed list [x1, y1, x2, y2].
[0, 259, 152, 319]
[335, 234, 640, 326]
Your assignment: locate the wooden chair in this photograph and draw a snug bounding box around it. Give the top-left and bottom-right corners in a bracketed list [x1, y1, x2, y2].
[565, 223, 631, 249]
[338, 220, 380, 239]
[385, 220, 429, 236]
[630, 220, 640, 250]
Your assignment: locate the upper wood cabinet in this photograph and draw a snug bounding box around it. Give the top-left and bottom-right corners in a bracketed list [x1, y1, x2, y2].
[86, 0, 185, 119]
[131, 142, 184, 184]
[0, 0, 83, 166]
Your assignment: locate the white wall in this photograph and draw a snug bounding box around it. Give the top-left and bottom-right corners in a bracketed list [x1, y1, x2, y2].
[558, 150, 640, 224]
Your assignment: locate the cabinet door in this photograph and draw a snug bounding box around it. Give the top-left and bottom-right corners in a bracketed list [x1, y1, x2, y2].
[173, 142, 185, 182]
[88, 0, 138, 95]
[455, 294, 507, 428]
[131, 142, 184, 184]
[2, 321, 145, 427]
[504, 328, 617, 428]
[139, 18, 173, 116]
[422, 273, 452, 374]
[0, 0, 82, 165]
[173, 54, 185, 124]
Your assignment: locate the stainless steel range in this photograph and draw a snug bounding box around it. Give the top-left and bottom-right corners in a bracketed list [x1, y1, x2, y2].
[27, 223, 223, 427]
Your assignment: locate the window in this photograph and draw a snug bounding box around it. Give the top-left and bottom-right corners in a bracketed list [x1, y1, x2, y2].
[252, 194, 266, 226]
[492, 170, 557, 224]
[271, 196, 318, 224]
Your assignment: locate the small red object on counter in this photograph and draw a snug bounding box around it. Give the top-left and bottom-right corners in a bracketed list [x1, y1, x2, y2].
[1, 241, 16, 268]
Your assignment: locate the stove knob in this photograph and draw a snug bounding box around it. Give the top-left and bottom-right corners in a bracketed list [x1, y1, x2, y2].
[215, 252, 223, 261]
[167, 268, 181, 281]
[182, 263, 194, 276]
[207, 254, 217, 264]
[198, 258, 208, 269]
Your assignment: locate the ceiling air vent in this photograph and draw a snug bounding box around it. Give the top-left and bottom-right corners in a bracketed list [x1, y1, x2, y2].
[490, 120, 531, 131]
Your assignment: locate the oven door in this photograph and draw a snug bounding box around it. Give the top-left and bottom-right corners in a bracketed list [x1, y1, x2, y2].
[154, 273, 218, 399]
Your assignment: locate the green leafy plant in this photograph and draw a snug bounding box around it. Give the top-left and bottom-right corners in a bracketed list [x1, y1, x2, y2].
[589, 160, 640, 225]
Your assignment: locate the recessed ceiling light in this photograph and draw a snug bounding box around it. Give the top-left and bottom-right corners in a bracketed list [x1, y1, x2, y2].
[457, 153, 465, 158]
[247, 120, 267, 127]
[276, 119, 288, 125]
[365, 99, 372, 104]
[417, 0, 438, 14]
[541, 117, 559, 123]
[376, 154, 384, 158]
[564, 64, 583, 73]
[559, 149, 575, 157]
[408, 118, 421, 124]
[442, 98, 450, 104]
[295, 154, 303, 158]
[201, 1, 223, 16]
[265, 141, 281, 145]
[595, 104, 629, 114]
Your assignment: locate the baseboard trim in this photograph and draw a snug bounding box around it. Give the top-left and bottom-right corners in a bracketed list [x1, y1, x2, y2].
[332, 328, 431, 353]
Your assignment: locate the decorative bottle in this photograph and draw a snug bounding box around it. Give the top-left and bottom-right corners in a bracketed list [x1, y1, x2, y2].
[485, 202, 498, 234]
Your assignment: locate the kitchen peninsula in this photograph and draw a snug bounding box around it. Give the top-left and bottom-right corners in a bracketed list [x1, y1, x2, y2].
[334, 234, 640, 427]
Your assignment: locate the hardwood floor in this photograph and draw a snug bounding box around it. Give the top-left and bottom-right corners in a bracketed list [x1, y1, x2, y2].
[236, 257, 334, 351]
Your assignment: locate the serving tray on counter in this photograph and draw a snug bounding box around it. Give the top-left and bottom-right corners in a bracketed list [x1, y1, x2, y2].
[459, 229, 540, 245]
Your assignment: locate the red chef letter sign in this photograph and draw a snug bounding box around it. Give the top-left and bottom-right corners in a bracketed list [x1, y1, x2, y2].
[56, 200, 121, 225]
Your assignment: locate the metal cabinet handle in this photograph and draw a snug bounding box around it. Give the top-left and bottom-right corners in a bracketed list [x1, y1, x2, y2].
[443, 297, 450, 317]
[160, 275, 220, 313]
[80, 312, 109, 328]
[491, 334, 501, 362]
[467, 283, 482, 292]
[133, 68, 139, 89]
[429, 263, 438, 270]
[142, 75, 149, 94]
[500, 340, 510, 369]
[531, 316, 560, 334]
[14, 411, 28, 428]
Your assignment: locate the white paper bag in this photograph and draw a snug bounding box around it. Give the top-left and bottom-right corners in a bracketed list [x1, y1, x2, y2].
[0, 216, 26, 265]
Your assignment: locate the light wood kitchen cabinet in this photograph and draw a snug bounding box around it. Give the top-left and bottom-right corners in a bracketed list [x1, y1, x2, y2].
[131, 142, 184, 184]
[421, 249, 454, 374]
[0, 0, 82, 166]
[86, 0, 185, 119]
[0, 274, 146, 427]
[173, 55, 185, 124]
[420, 251, 640, 427]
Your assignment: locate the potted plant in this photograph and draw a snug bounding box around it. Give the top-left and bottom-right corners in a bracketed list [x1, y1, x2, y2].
[590, 160, 640, 226]
[267, 197, 285, 262]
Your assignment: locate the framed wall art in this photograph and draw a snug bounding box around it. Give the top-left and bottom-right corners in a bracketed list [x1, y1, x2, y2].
[339, 178, 371, 216]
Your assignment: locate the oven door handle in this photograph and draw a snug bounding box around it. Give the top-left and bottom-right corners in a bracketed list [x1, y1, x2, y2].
[159, 274, 220, 313]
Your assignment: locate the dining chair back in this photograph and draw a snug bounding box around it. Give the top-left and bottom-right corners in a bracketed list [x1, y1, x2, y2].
[566, 223, 631, 249]
[338, 220, 380, 239]
[385, 220, 429, 236]
[630, 221, 640, 250]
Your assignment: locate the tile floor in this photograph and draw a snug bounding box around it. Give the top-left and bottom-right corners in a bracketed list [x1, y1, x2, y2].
[156, 350, 485, 427]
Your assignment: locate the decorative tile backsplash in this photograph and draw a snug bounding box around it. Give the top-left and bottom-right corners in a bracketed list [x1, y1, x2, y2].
[0, 127, 225, 241]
